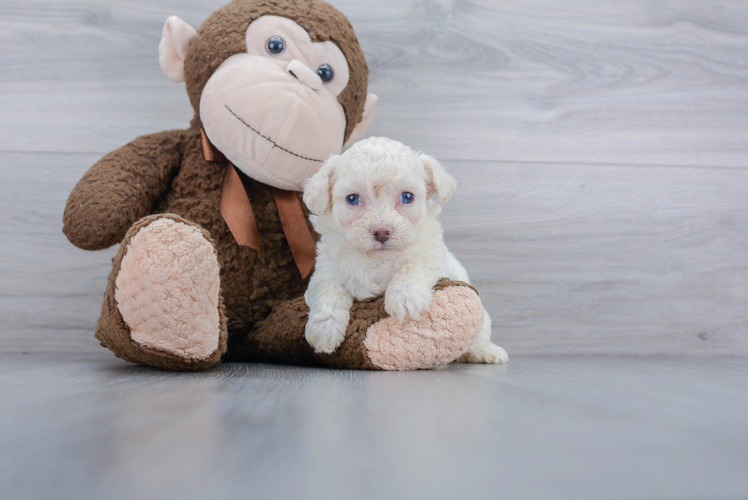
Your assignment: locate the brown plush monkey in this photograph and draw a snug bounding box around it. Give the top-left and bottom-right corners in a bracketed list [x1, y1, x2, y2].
[63, 0, 485, 371]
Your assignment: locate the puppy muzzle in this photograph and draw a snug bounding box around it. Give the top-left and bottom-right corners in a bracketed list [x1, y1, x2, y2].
[371, 225, 392, 244]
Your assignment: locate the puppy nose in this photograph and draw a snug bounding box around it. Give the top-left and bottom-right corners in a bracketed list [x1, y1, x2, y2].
[372, 228, 391, 244]
[286, 59, 322, 91]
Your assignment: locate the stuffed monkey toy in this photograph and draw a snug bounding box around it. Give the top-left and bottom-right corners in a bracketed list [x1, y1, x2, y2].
[63, 0, 486, 371]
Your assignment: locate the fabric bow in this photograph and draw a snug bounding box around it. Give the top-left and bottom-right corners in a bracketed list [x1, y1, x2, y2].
[201, 129, 316, 279]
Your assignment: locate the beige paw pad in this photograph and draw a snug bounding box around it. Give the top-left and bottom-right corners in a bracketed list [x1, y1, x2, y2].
[364, 286, 484, 370]
[115, 218, 221, 360]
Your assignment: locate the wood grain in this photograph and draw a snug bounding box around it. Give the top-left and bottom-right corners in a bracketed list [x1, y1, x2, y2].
[0, 0, 747, 166]
[1, 0, 748, 355]
[444, 160, 748, 355]
[2, 152, 747, 355]
[1, 354, 747, 499]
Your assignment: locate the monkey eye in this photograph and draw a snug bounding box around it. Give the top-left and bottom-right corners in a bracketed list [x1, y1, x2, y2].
[317, 64, 334, 83]
[266, 36, 285, 55]
[400, 192, 415, 204]
[346, 194, 360, 206]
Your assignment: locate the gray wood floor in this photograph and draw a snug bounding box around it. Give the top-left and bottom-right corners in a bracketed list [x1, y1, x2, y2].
[3, 0, 748, 355]
[2, 2, 748, 499]
[1, 353, 747, 500]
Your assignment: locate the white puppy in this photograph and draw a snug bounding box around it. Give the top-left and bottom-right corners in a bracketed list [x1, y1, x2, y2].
[302, 137, 508, 364]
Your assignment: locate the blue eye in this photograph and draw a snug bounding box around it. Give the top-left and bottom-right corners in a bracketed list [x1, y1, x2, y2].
[400, 192, 414, 204]
[317, 64, 334, 83]
[266, 36, 285, 55]
[346, 194, 360, 206]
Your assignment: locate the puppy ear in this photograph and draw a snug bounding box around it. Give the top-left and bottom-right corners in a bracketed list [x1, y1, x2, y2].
[419, 153, 457, 205]
[159, 16, 198, 83]
[303, 156, 338, 214]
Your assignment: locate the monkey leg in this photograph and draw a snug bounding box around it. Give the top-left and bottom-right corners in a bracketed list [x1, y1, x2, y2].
[226, 279, 484, 370]
[95, 214, 228, 371]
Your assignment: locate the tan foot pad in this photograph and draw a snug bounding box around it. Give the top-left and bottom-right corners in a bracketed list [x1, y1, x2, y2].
[114, 218, 221, 360]
[364, 284, 484, 370]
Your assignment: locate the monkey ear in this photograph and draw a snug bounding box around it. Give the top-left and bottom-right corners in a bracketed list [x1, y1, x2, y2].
[303, 156, 339, 215]
[344, 94, 378, 148]
[159, 16, 198, 83]
[419, 153, 457, 205]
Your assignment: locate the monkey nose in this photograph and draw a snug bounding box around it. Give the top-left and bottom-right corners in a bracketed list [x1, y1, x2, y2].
[372, 227, 391, 244]
[286, 59, 322, 91]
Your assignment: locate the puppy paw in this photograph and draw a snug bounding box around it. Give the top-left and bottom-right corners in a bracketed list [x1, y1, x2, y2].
[456, 343, 509, 364]
[305, 310, 350, 354]
[384, 282, 433, 322]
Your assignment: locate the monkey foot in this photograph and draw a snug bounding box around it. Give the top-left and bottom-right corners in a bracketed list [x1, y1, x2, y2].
[229, 279, 483, 371]
[115, 216, 222, 359]
[361, 280, 484, 370]
[96, 214, 227, 371]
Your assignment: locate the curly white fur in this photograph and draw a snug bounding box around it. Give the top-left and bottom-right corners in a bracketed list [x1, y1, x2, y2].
[302, 137, 508, 364]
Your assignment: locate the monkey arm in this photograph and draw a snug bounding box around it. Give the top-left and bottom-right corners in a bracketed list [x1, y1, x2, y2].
[63, 129, 190, 250]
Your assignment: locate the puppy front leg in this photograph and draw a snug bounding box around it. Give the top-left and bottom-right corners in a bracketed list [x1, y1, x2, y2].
[305, 281, 353, 354]
[385, 264, 440, 322]
[456, 310, 509, 364]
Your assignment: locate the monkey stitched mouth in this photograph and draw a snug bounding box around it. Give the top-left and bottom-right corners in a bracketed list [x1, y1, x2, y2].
[225, 105, 324, 163]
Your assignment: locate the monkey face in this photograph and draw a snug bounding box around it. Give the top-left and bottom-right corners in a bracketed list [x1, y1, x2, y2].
[200, 16, 352, 191]
[159, 1, 378, 192]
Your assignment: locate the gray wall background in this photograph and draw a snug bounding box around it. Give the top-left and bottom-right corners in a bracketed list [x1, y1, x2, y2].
[1, 0, 747, 355]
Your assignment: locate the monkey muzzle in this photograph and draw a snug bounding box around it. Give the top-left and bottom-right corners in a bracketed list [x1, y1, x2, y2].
[200, 54, 347, 191]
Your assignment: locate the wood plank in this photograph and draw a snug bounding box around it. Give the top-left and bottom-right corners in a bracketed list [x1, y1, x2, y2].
[0, 152, 114, 353]
[1, 0, 747, 166]
[1, 354, 747, 499]
[2, 152, 747, 355]
[444, 160, 748, 355]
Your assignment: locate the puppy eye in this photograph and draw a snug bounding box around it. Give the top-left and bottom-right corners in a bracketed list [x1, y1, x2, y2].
[317, 64, 334, 83]
[346, 194, 360, 206]
[400, 192, 415, 204]
[266, 36, 286, 55]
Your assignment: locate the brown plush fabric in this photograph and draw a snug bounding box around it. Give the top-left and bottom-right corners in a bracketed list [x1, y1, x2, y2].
[63, 130, 190, 250]
[225, 294, 382, 369]
[317, 295, 389, 369]
[154, 134, 311, 335]
[81, 130, 380, 370]
[225, 278, 477, 370]
[63, 0, 479, 371]
[66, 130, 311, 350]
[433, 277, 478, 296]
[95, 214, 228, 371]
[69, 129, 480, 369]
[184, 0, 368, 143]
